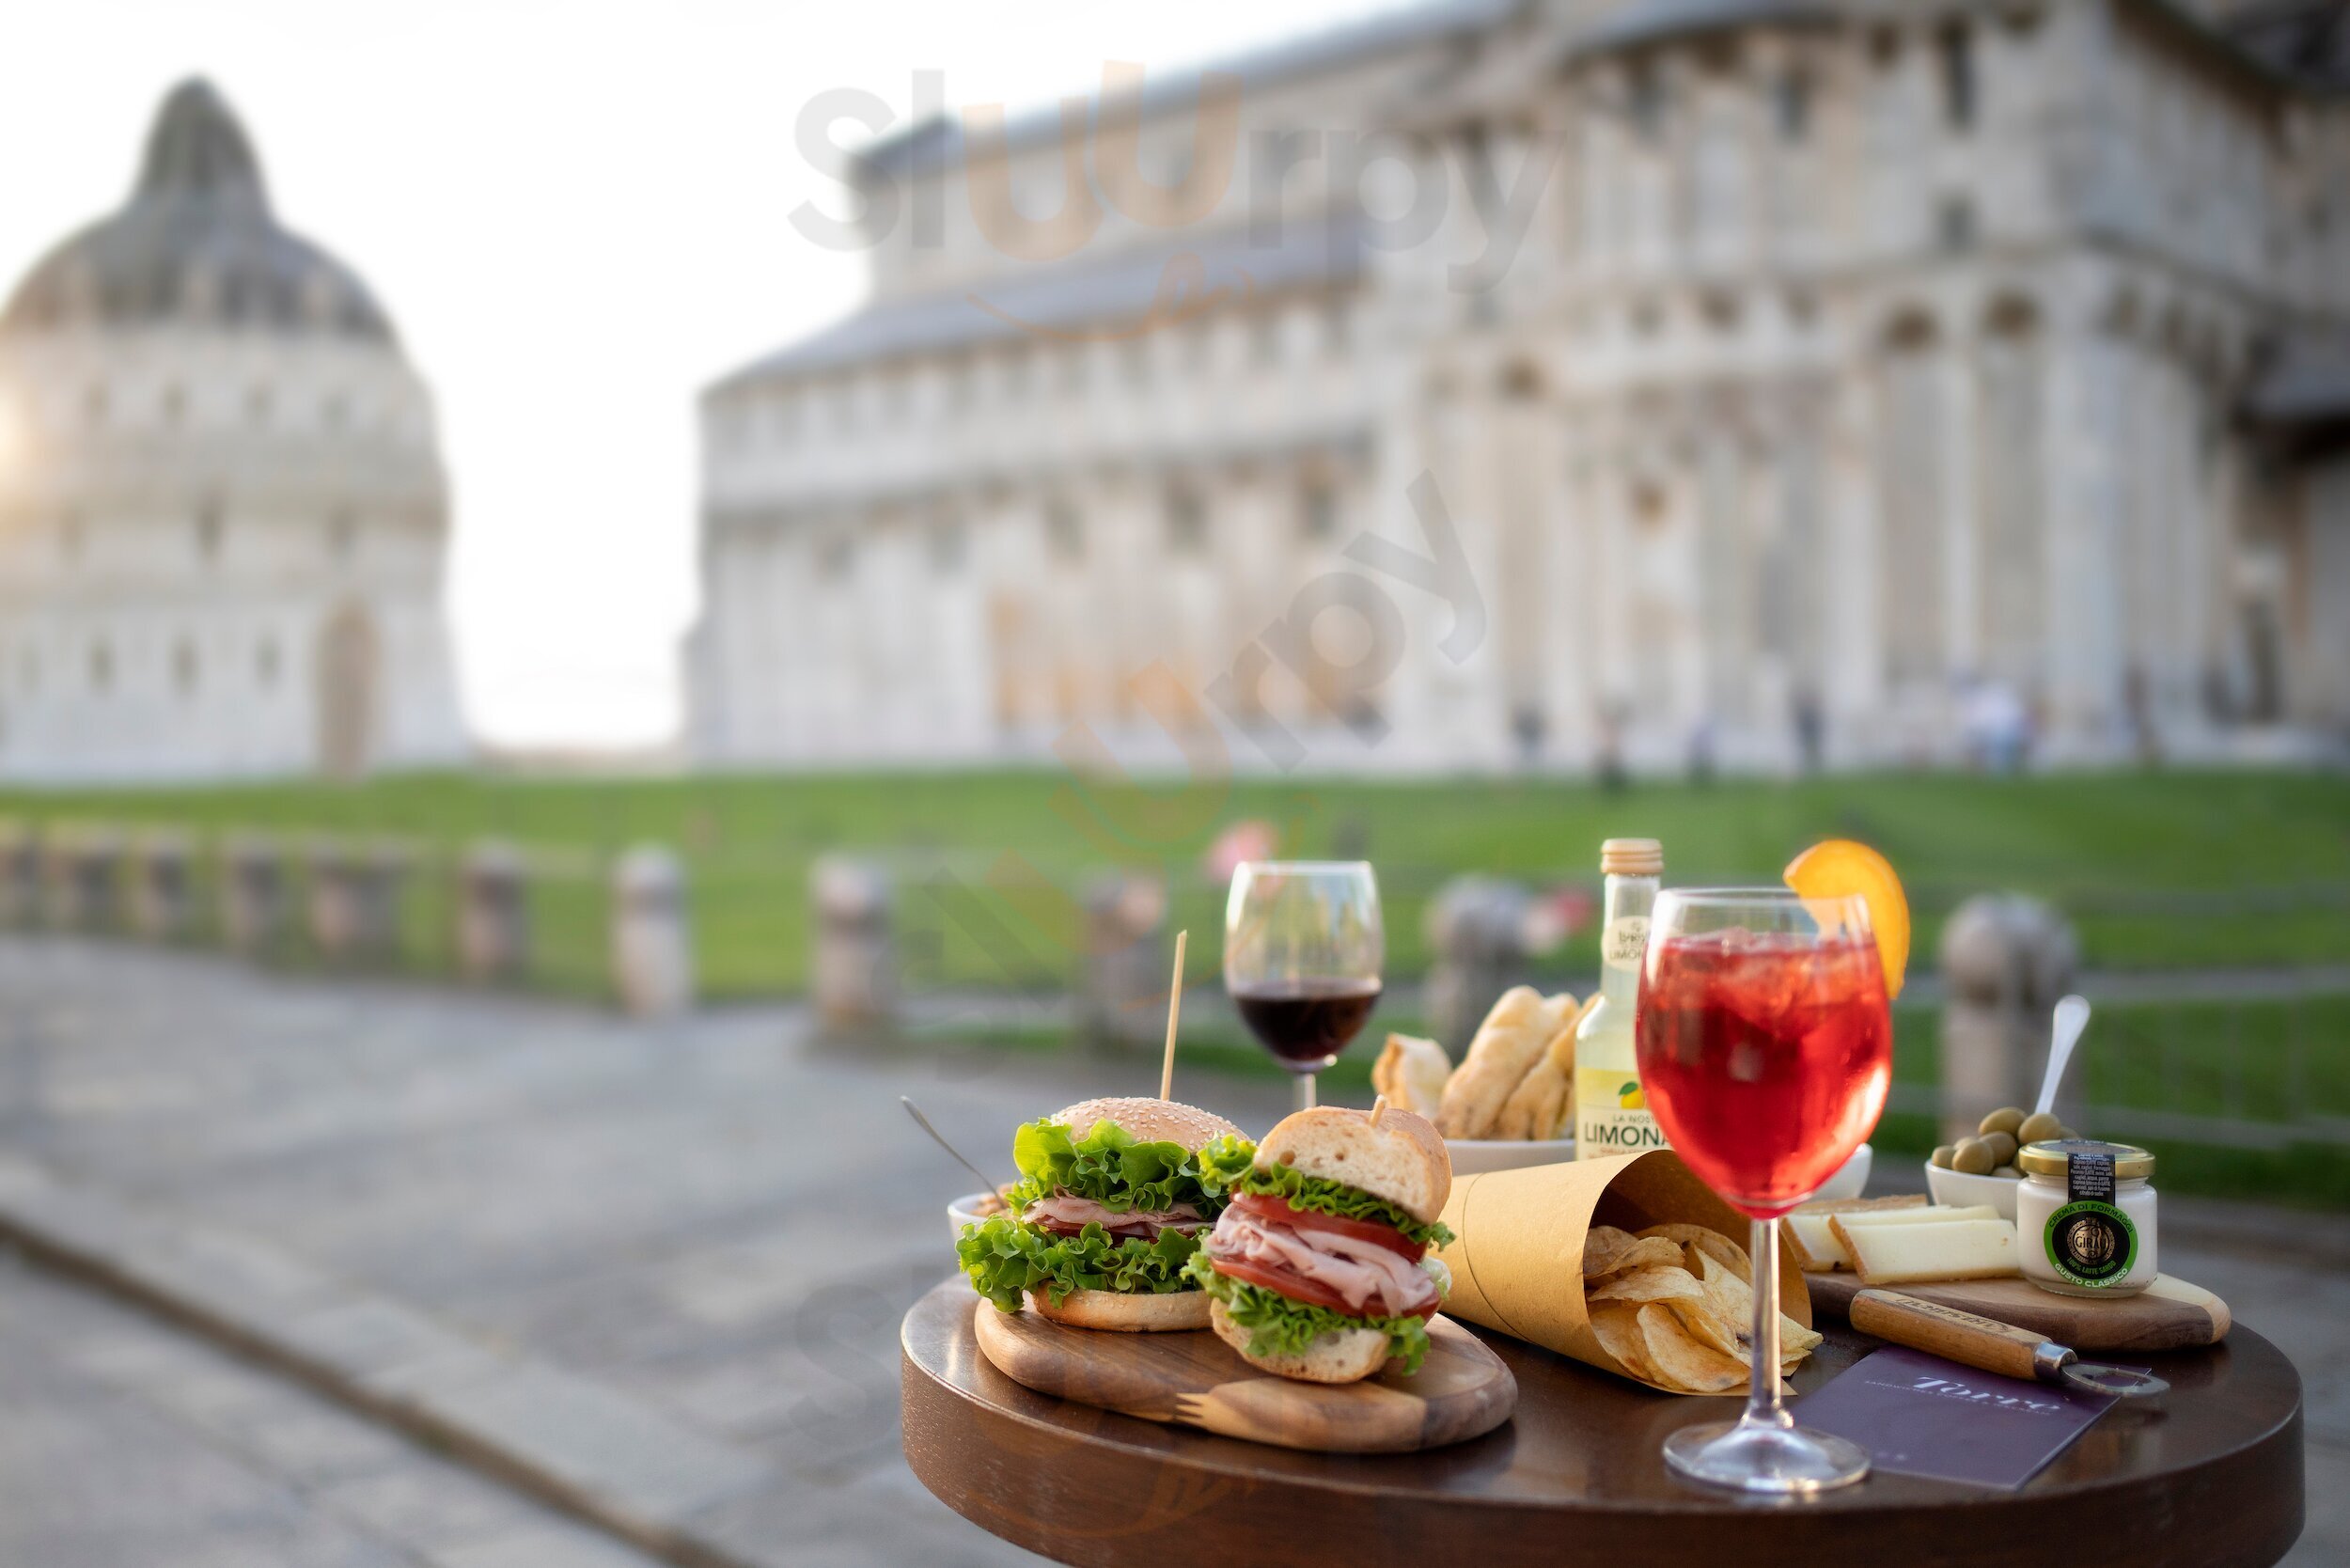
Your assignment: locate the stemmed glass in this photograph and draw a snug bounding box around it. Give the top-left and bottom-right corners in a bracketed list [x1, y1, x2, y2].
[1223, 862, 1383, 1113]
[1636, 888, 1893, 1495]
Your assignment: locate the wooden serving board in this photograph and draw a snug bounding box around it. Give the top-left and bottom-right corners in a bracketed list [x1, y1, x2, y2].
[1807, 1271, 2230, 1353]
[971, 1302, 1516, 1453]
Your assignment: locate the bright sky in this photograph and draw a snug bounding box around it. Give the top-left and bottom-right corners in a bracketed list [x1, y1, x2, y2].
[0, 0, 1390, 750]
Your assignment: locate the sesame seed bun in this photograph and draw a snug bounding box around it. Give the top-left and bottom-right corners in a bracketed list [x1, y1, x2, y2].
[1050, 1096, 1245, 1151]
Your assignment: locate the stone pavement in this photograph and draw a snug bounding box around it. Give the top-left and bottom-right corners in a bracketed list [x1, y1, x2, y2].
[0, 1247, 666, 1568]
[0, 935, 2339, 1566]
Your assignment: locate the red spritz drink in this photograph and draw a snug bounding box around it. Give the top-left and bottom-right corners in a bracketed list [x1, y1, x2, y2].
[1637, 928, 1891, 1217]
[1633, 886, 1891, 1497]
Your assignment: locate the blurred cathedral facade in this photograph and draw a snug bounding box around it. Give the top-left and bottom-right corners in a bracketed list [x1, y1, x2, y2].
[694, 0, 2350, 773]
[0, 80, 466, 781]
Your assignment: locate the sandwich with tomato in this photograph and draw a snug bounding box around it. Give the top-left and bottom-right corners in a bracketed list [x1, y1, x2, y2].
[957, 1096, 1247, 1331]
[1185, 1105, 1455, 1383]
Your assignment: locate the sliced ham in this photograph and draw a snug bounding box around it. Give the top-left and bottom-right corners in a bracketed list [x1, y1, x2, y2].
[1020, 1193, 1205, 1241]
[1203, 1204, 1440, 1318]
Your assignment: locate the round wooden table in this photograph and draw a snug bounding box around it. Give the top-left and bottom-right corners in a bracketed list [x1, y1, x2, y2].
[901, 1279, 2305, 1568]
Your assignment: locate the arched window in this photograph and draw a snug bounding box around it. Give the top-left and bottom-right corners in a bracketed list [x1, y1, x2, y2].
[928, 517, 967, 574]
[818, 536, 854, 581]
[1164, 485, 1207, 555]
[1045, 501, 1084, 562]
[1938, 23, 1976, 132]
[1777, 71, 1811, 142]
[1300, 481, 1338, 541]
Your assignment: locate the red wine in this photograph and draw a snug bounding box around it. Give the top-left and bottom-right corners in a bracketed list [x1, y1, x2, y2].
[1230, 980, 1382, 1073]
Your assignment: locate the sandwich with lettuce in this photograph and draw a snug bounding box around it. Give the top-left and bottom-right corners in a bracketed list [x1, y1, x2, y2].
[1184, 1105, 1455, 1382]
[956, 1096, 1248, 1331]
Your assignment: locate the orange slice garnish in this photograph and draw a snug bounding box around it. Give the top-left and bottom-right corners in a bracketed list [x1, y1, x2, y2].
[1784, 839, 1909, 999]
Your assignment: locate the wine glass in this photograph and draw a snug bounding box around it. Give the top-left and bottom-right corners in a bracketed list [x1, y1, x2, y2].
[1223, 862, 1383, 1113]
[1636, 887, 1892, 1495]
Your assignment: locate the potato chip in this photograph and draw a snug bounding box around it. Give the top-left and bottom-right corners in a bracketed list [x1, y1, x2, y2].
[1581, 1226, 1640, 1278]
[1588, 1301, 1659, 1382]
[1586, 1265, 1703, 1305]
[1679, 1252, 1821, 1370]
[1607, 1237, 1688, 1275]
[1637, 1303, 1747, 1393]
[1639, 1223, 1754, 1285]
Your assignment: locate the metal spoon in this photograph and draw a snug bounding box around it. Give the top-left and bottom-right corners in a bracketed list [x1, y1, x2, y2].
[901, 1096, 1006, 1195]
[2035, 995, 2092, 1118]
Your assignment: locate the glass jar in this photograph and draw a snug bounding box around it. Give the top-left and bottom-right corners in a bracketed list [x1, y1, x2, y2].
[2016, 1138, 2156, 1297]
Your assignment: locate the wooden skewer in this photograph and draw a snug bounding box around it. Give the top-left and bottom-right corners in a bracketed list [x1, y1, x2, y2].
[1369, 1094, 1388, 1127]
[1159, 930, 1188, 1101]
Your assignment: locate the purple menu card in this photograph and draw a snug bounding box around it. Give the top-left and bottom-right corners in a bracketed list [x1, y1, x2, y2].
[1795, 1347, 2123, 1489]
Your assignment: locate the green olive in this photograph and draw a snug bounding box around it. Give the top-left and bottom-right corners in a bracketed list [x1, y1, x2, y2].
[1993, 1165, 2022, 1179]
[2016, 1111, 2065, 1146]
[2058, 1125, 2080, 1140]
[1981, 1131, 2019, 1166]
[1978, 1106, 2026, 1139]
[1951, 1137, 1998, 1175]
[1931, 1144, 1957, 1169]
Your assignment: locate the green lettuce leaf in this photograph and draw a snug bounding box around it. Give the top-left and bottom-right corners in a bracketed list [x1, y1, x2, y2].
[957, 1215, 1202, 1310]
[1183, 1254, 1437, 1375]
[1005, 1118, 1229, 1214]
[1196, 1134, 1456, 1249]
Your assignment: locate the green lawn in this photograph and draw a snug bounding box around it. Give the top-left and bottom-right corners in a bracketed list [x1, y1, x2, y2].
[2, 767, 2345, 996]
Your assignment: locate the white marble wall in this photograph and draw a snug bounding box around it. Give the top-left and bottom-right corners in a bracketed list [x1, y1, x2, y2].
[694, 0, 2350, 772]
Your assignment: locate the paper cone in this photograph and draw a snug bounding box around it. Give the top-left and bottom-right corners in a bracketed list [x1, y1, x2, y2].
[1434, 1149, 1812, 1394]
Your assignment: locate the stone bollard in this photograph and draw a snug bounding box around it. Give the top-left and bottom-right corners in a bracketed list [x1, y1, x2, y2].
[1938, 893, 2082, 1139]
[221, 835, 292, 954]
[307, 839, 411, 964]
[130, 831, 197, 940]
[44, 826, 125, 930]
[1076, 873, 1168, 1047]
[611, 846, 694, 1017]
[0, 821, 38, 927]
[1423, 875, 1532, 1051]
[458, 840, 531, 984]
[811, 855, 896, 1031]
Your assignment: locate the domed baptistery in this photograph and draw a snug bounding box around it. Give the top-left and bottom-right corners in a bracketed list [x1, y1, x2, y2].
[0, 79, 466, 780]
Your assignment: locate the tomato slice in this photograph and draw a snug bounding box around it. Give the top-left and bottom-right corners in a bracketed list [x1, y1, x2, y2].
[1204, 1256, 1439, 1323]
[1230, 1193, 1421, 1261]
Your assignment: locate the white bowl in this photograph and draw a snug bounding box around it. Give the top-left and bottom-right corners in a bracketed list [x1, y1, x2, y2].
[1444, 1137, 1577, 1175]
[947, 1191, 1010, 1242]
[1816, 1143, 1873, 1202]
[1924, 1161, 2022, 1220]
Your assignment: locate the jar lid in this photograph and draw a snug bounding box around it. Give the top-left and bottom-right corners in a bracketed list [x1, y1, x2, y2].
[2017, 1137, 2154, 1180]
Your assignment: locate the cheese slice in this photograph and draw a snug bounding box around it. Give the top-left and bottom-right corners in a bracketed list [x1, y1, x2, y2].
[1781, 1195, 1933, 1271]
[1781, 1213, 1850, 1272]
[1842, 1218, 2019, 1285]
[1825, 1205, 1995, 1264]
[1834, 1203, 1997, 1229]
